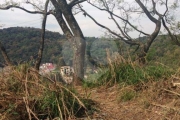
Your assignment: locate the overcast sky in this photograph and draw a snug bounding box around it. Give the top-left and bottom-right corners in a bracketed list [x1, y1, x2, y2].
[0, 0, 179, 38]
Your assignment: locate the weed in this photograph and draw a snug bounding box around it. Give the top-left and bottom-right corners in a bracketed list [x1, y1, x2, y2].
[118, 89, 137, 102]
[145, 65, 173, 79]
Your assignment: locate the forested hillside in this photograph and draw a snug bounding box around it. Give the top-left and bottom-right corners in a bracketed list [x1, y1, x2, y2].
[0, 27, 65, 65]
[0, 27, 180, 68]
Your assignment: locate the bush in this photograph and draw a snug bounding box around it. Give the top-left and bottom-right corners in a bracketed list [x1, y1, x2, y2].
[145, 65, 173, 79]
[84, 52, 174, 87]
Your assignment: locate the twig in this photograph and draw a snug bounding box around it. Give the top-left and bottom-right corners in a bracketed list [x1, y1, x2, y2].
[163, 88, 180, 97]
[56, 97, 63, 120]
[23, 97, 32, 120]
[24, 72, 31, 120]
[151, 102, 180, 112]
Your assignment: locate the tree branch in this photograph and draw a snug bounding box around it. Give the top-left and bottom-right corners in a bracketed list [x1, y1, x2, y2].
[0, 5, 52, 15]
[162, 18, 180, 46]
[69, 0, 87, 8]
[135, 0, 158, 23]
[87, 1, 150, 36]
[109, 13, 131, 41]
[151, 0, 163, 17]
[26, 1, 43, 11]
[51, 0, 74, 39]
[80, 7, 139, 45]
[163, 0, 169, 16]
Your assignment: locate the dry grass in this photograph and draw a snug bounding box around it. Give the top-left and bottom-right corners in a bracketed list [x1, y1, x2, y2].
[1, 61, 180, 120]
[0, 64, 92, 120]
[77, 76, 180, 120]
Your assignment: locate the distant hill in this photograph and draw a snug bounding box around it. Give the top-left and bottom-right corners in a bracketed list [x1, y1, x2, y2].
[0, 27, 65, 65]
[0, 27, 98, 66]
[0, 27, 180, 68]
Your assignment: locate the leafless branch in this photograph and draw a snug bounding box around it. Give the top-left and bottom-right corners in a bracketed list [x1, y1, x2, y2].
[80, 7, 139, 45]
[0, 5, 52, 15]
[151, 0, 163, 17]
[163, 0, 168, 16]
[109, 13, 131, 41]
[87, 1, 150, 36]
[0, 5, 42, 14]
[135, 0, 158, 23]
[69, 0, 87, 8]
[26, 1, 43, 11]
[162, 18, 180, 46]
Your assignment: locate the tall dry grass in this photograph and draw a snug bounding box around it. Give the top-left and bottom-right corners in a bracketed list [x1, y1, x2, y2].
[0, 64, 92, 120]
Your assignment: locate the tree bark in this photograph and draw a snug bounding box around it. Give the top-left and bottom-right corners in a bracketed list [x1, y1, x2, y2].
[51, 0, 86, 85]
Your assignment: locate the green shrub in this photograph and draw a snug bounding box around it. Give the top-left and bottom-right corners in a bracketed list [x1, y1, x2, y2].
[96, 62, 146, 86]
[84, 53, 174, 87]
[145, 65, 173, 79]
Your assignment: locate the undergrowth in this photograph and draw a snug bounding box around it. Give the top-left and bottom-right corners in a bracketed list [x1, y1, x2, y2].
[84, 51, 174, 87]
[0, 64, 93, 120]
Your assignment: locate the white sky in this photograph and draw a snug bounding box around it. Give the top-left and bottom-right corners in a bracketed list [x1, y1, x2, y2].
[0, 0, 179, 38]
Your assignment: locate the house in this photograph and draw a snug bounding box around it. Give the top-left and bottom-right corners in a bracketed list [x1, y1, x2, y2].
[60, 66, 74, 84]
[39, 63, 56, 75]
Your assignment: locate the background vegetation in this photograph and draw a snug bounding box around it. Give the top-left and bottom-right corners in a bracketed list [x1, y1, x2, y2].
[1, 27, 180, 68]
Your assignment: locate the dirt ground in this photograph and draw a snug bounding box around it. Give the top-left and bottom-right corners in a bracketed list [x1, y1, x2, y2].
[77, 77, 180, 120]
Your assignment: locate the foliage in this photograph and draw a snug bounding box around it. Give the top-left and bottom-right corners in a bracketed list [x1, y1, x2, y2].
[84, 52, 174, 87]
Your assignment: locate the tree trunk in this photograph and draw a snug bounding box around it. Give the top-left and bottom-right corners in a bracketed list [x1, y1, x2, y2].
[0, 41, 13, 66]
[51, 0, 86, 85]
[72, 37, 86, 85]
[138, 48, 147, 65]
[34, 0, 49, 70]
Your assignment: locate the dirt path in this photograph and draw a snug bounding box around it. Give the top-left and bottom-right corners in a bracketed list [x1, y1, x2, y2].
[88, 86, 122, 119]
[76, 80, 180, 120]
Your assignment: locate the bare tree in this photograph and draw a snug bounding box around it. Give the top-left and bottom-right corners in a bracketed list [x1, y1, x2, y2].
[80, 0, 180, 64]
[0, 0, 87, 85]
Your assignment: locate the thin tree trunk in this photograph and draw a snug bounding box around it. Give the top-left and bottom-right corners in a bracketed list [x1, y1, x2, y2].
[34, 0, 49, 70]
[0, 41, 13, 66]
